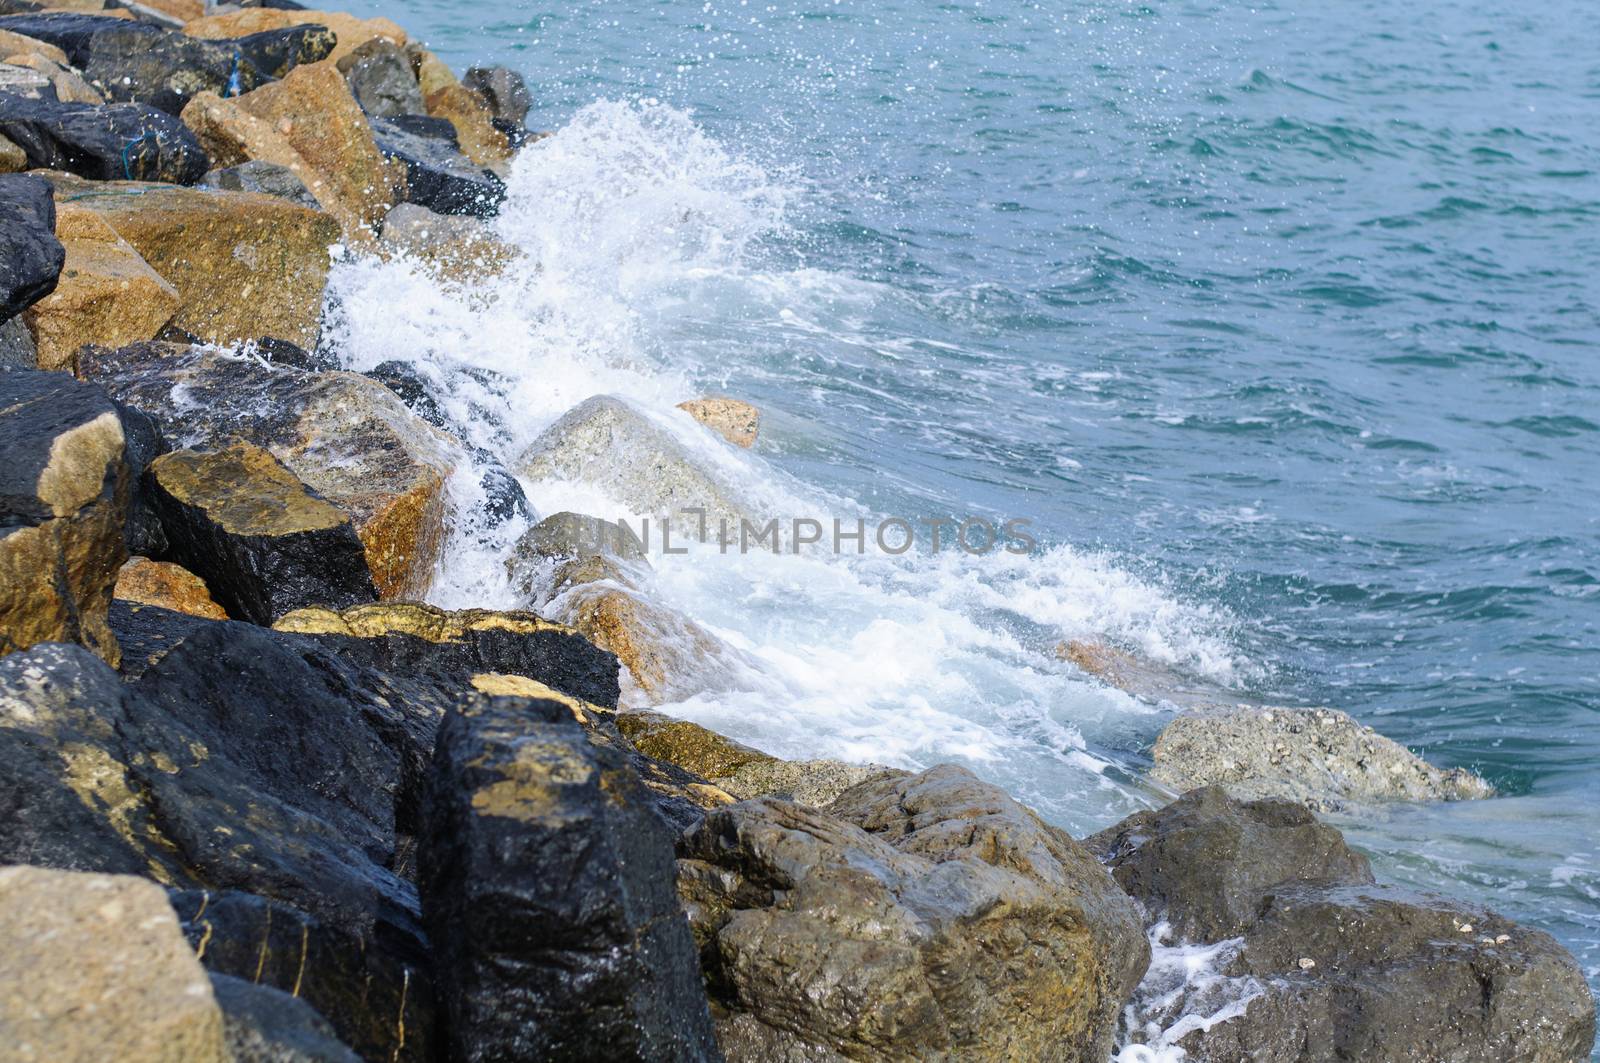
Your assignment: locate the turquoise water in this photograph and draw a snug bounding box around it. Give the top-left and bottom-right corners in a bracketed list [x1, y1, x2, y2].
[337, 0, 1600, 1033]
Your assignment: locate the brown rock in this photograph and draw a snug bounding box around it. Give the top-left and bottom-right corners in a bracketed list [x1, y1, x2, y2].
[618, 709, 775, 779]
[405, 42, 458, 99]
[0, 370, 127, 666]
[678, 395, 760, 448]
[183, 8, 406, 66]
[138, 0, 201, 21]
[0, 131, 22, 173]
[425, 83, 511, 166]
[0, 865, 228, 1063]
[22, 204, 179, 371]
[0, 28, 69, 65]
[41, 173, 337, 350]
[114, 557, 226, 620]
[4, 51, 102, 103]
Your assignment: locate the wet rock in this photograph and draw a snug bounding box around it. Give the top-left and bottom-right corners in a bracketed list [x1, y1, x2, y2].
[173, 890, 436, 1063]
[371, 116, 505, 217]
[0, 93, 207, 181]
[1096, 789, 1596, 1063]
[424, 81, 509, 167]
[0, 865, 228, 1063]
[679, 395, 761, 448]
[336, 35, 423, 118]
[518, 510, 647, 565]
[0, 315, 34, 367]
[183, 7, 407, 67]
[81, 342, 465, 598]
[1152, 704, 1495, 812]
[422, 694, 722, 1062]
[0, 129, 22, 170]
[231, 23, 335, 79]
[1056, 638, 1241, 713]
[679, 764, 1150, 1061]
[1084, 786, 1374, 940]
[146, 440, 377, 624]
[378, 201, 513, 283]
[461, 63, 530, 126]
[112, 397, 166, 553]
[209, 974, 362, 1063]
[198, 158, 318, 208]
[42, 172, 337, 349]
[114, 556, 227, 619]
[0, 171, 62, 321]
[0, 369, 125, 664]
[21, 201, 179, 370]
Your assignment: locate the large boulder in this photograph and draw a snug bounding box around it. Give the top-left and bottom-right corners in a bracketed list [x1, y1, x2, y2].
[421, 694, 722, 1062]
[114, 556, 227, 619]
[461, 64, 530, 126]
[208, 974, 361, 1063]
[80, 342, 464, 598]
[336, 35, 424, 118]
[679, 765, 1150, 1061]
[183, 7, 407, 67]
[0, 171, 63, 322]
[146, 441, 378, 624]
[41, 173, 337, 349]
[0, 369, 126, 665]
[370, 115, 505, 217]
[21, 201, 179, 370]
[1152, 704, 1494, 812]
[1093, 789, 1596, 1062]
[0, 865, 228, 1063]
[0, 92, 207, 182]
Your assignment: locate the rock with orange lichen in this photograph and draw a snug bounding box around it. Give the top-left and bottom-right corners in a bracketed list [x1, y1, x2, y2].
[114, 557, 226, 620]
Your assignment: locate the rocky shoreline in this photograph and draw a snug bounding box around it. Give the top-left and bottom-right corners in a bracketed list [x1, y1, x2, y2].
[0, 2, 1594, 1060]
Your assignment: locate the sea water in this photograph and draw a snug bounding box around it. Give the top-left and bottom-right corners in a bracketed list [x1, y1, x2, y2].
[326, 0, 1600, 1050]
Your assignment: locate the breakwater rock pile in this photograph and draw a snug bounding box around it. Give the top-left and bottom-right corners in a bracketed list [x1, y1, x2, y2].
[0, 2, 1592, 1061]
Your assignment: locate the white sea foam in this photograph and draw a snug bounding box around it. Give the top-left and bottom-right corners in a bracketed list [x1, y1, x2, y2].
[1113, 923, 1265, 1062]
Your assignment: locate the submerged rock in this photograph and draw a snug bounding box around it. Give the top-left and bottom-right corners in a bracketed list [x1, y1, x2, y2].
[80, 341, 464, 599]
[422, 694, 722, 1062]
[679, 764, 1149, 1061]
[0, 172, 62, 322]
[1094, 788, 1596, 1062]
[146, 441, 377, 624]
[22, 201, 179, 370]
[0, 865, 228, 1063]
[114, 556, 227, 619]
[1153, 704, 1494, 812]
[0, 369, 126, 665]
[0, 93, 208, 182]
[336, 35, 424, 118]
[678, 396, 761, 449]
[208, 974, 361, 1063]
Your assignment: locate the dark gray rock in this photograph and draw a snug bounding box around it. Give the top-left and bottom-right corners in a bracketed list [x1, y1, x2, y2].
[208, 974, 362, 1063]
[1084, 785, 1374, 940]
[113, 398, 167, 556]
[0, 316, 35, 369]
[232, 24, 335, 80]
[199, 159, 319, 209]
[462, 64, 530, 126]
[0, 93, 208, 183]
[679, 764, 1150, 1062]
[0, 172, 62, 322]
[421, 695, 722, 1062]
[371, 114, 505, 217]
[336, 36, 424, 118]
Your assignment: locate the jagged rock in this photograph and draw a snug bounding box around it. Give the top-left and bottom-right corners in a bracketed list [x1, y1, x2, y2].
[0, 316, 34, 367]
[41, 173, 337, 349]
[679, 765, 1149, 1061]
[404, 40, 456, 99]
[0, 865, 228, 1063]
[0, 25, 69, 63]
[198, 158, 318, 208]
[1096, 789, 1596, 1063]
[80, 342, 464, 598]
[183, 6, 407, 67]
[22, 201, 179, 370]
[5, 50, 103, 103]
[378, 202, 513, 282]
[0, 369, 125, 664]
[114, 557, 227, 619]
[0, 93, 207, 182]
[678, 396, 760, 448]
[370, 119, 505, 217]
[422, 694, 722, 1062]
[1152, 704, 1494, 812]
[461, 64, 530, 125]
[337, 35, 423, 118]
[174, 890, 436, 1063]
[208, 974, 362, 1063]
[424, 81, 509, 166]
[0, 130, 23, 170]
[146, 441, 377, 624]
[0, 171, 62, 321]
[1084, 786, 1375, 940]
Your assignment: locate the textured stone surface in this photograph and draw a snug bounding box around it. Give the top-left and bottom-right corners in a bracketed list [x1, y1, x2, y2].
[0, 865, 228, 1063]
[146, 441, 376, 624]
[208, 974, 362, 1063]
[183, 7, 407, 67]
[0, 130, 23, 171]
[0, 315, 34, 367]
[404, 41, 456, 100]
[0, 93, 207, 182]
[336, 36, 423, 118]
[5, 49, 102, 103]
[114, 556, 227, 619]
[371, 118, 505, 218]
[0, 171, 63, 321]
[424, 81, 509, 167]
[0, 25, 69, 64]
[80, 341, 464, 599]
[198, 158, 319, 209]
[462, 63, 530, 126]
[0, 369, 126, 665]
[22, 202, 178, 370]
[678, 396, 760, 448]
[422, 695, 722, 1061]
[680, 765, 1149, 1061]
[378, 201, 513, 282]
